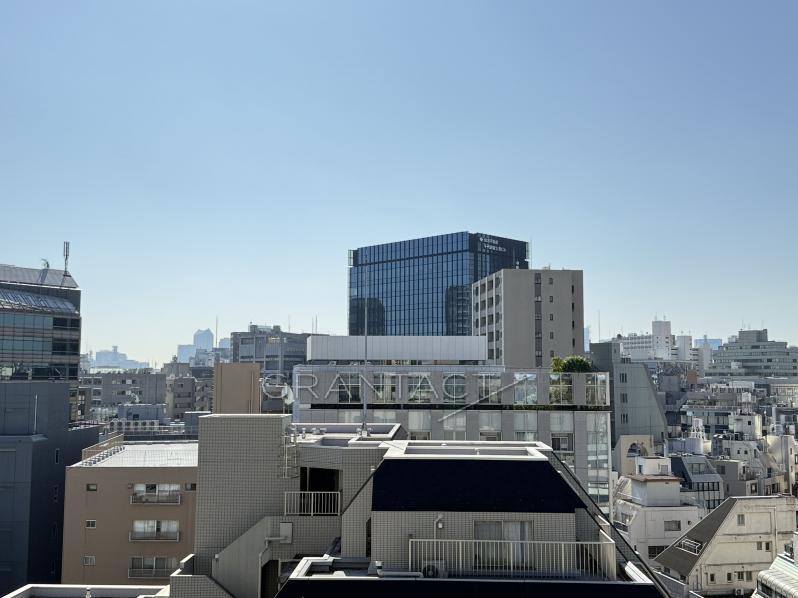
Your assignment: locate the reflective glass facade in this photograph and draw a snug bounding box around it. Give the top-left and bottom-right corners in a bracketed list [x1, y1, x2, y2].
[349, 232, 528, 336]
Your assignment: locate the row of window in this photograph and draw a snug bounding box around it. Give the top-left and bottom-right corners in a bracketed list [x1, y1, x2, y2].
[329, 372, 609, 405]
[0, 313, 79, 330]
[0, 362, 78, 381]
[0, 337, 79, 355]
[86, 482, 196, 491]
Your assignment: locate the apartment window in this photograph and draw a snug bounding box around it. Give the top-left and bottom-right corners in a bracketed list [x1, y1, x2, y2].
[549, 374, 573, 404]
[442, 410, 467, 440]
[620, 392, 628, 404]
[664, 520, 681, 532]
[548, 277, 553, 284]
[737, 514, 745, 526]
[727, 573, 732, 582]
[621, 413, 629, 424]
[757, 542, 763, 550]
[336, 373, 361, 403]
[513, 411, 537, 441]
[85, 520, 97, 529]
[55, 449, 60, 464]
[708, 573, 715, 584]
[586, 373, 609, 406]
[549, 331, 554, 339]
[131, 520, 179, 541]
[184, 483, 196, 491]
[550, 411, 574, 463]
[737, 571, 744, 581]
[478, 411, 501, 441]
[619, 373, 628, 383]
[549, 314, 554, 321]
[765, 542, 771, 551]
[513, 373, 538, 405]
[746, 571, 753, 581]
[549, 296, 554, 303]
[443, 374, 466, 404]
[86, 483, 97, 492]
[131, 556, 177, 576]
[82, 556, 96, 566]
[478, 374, 502, 404]
[408, 411, 431, 440]
[408, 374, 436, 403]
[372, 373, 397, 402]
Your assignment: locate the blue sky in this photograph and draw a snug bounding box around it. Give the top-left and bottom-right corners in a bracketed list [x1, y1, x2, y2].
[2, 1, 796, 365]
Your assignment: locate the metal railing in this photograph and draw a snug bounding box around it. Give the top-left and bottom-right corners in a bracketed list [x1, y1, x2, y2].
[409, 538, 616, 580]
[81, 432, 124, 460]
[129, 530, 180, 542]
[128, 568, 173, 578]
[284, 491, 340, 516]
[130, 491, 181, 505]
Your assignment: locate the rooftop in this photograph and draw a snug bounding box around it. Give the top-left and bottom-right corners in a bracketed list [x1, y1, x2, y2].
[76, 441, 197, 468]
[0, 264, 78, 289]
[381, 440, 551, 461]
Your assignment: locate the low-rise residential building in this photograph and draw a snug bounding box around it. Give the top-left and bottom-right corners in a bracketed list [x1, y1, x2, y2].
[61, 437, 198, 585]
[754, 531, 798, 598]
[614, 456, 702, 565]
[656, 495, 797, 596]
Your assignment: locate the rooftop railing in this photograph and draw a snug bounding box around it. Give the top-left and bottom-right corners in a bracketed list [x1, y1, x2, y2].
[130, 491, 181, 505]
[129, 530, 180, 542]
[408, 537, 616, 580]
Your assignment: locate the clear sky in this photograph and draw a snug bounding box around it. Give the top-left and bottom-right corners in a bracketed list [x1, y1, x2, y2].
[2, 1, 796, 366]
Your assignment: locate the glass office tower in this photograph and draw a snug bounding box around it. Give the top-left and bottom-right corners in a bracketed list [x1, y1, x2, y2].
[348, 232, 528, 336]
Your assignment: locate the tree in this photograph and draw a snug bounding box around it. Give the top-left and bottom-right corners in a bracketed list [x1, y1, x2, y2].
[550, 356, 565, 372]
[551, 355, 593, 372]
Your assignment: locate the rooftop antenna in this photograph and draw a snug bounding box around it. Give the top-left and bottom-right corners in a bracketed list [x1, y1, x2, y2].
[63, 241, 70, 273]
[361, 267, 369, 434]
[215, 316, 218, 349]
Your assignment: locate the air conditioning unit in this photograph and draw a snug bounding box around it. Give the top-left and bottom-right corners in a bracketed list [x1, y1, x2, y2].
[421, 560, 448, 578]
[734, 589, 744, 596]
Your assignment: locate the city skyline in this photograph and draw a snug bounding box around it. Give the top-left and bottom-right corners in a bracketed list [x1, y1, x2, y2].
[3, 2, 797, 365]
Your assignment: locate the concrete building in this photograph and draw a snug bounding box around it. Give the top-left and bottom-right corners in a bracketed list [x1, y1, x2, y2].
[669, 454, 724, 512]
[166, 414, 664, 598]
[656, 495, 797, 596]
[295, 335, 613, 511]
[614, 456, 702, 565]
[78, 372, 166, 409]
[617, 320, 676, 361]
[214, 362, 260, 414]
[753, 531, 798, 598]
[61, 437, 197, 586]
[0, 382, 99, 594]
[472, 268, 584, 368]
[107, 403, 167, 435]
[708, 330, 798, 378]
[165, 376, 197, 421]
[231, 325, 310, 384]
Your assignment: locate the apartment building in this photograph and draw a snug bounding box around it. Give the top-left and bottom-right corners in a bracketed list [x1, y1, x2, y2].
[79, 372, 167, 408]
[61, 437, 197, 585]
[472, 268, 584, 367]
[165, 376, 196, 420]
[754, 531, 798, 598]
[163, 413, 666, 598]
[656, 495, 797, 596]
[294, 335, 613, 511]
[230, 325, 310, 383]
[613, 456, 702, 565]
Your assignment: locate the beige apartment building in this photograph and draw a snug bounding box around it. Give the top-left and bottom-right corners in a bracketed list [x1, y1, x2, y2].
[61, 436, 198, 585]
[214, 362, 261, 414]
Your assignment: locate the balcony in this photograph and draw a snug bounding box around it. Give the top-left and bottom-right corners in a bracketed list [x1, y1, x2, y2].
[128, 568, 174, 578]
[284, 491, 340, 516]
[130, 491, 182, 505]
[129, 531, 180, 542]
[408, 537, 616, 580]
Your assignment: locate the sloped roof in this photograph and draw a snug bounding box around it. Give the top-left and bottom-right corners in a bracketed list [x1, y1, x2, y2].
[0, 264, 78, 288]
[0, 288, 78, 315]
[655, 497, 737, 576]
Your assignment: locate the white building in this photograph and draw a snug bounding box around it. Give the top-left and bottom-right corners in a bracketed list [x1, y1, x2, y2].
[614, 456, 702, 564]
[617, 320, 675, 361]
[754, 531, 798, 598]
[655, 495, 797, 596]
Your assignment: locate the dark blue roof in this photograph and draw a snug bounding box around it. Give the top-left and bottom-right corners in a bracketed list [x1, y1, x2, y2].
[0, 288, 78, 315]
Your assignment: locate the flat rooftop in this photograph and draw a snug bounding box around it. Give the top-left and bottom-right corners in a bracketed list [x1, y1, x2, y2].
[77, 441, 198, 468]
[381, 440, 552, 461]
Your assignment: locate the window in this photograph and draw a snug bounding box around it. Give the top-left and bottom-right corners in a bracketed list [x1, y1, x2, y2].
[443, 374, 466, 404]
[746, 571, 753, 581]
[550, 412, 574, 463]
[727, 573, 732, 582]
[408, 374, 436, 403]
[86, 483, 97, 492]
[514, 411, 537, 441]
[737, 514, 745, 526]
[478, 374, 502, 404]
[621, 392, 628, 404]
[709, 573, 715, 584]
[513, 373, 537, 405]
[408, 411, 431, 440]
[372, 373, 397, 402]
[737, 571, 744, 581]
[549, 314, 554, 321]
[765, 542, 771, 551]
[442, 410, 467, 440]
[85, 520, 96, 529]
[55, 449, 60, 464]
[664, 520, 681, 532]
[372, 409, 397, 423]
[586, 373, 609, 406]
[336, 373, 360, 403]
[184, 483, 196, 491]
[619, 373, 628, 383]
[549, 374, 573, 404]
[549, 296, 554, 303]
[83, 556, 95, 566]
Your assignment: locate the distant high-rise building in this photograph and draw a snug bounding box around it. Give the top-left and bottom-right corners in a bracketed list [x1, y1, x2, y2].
[93, 345, 148, 370]
[348, 232, 528, 336]
[230, 325, 311, 383]
[218, 337, 231, 350]
[193, 328, 213, 352]
[0, 263, 100, 593]
[176, 344, 195, 363]
[584, 325, 591, 353]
